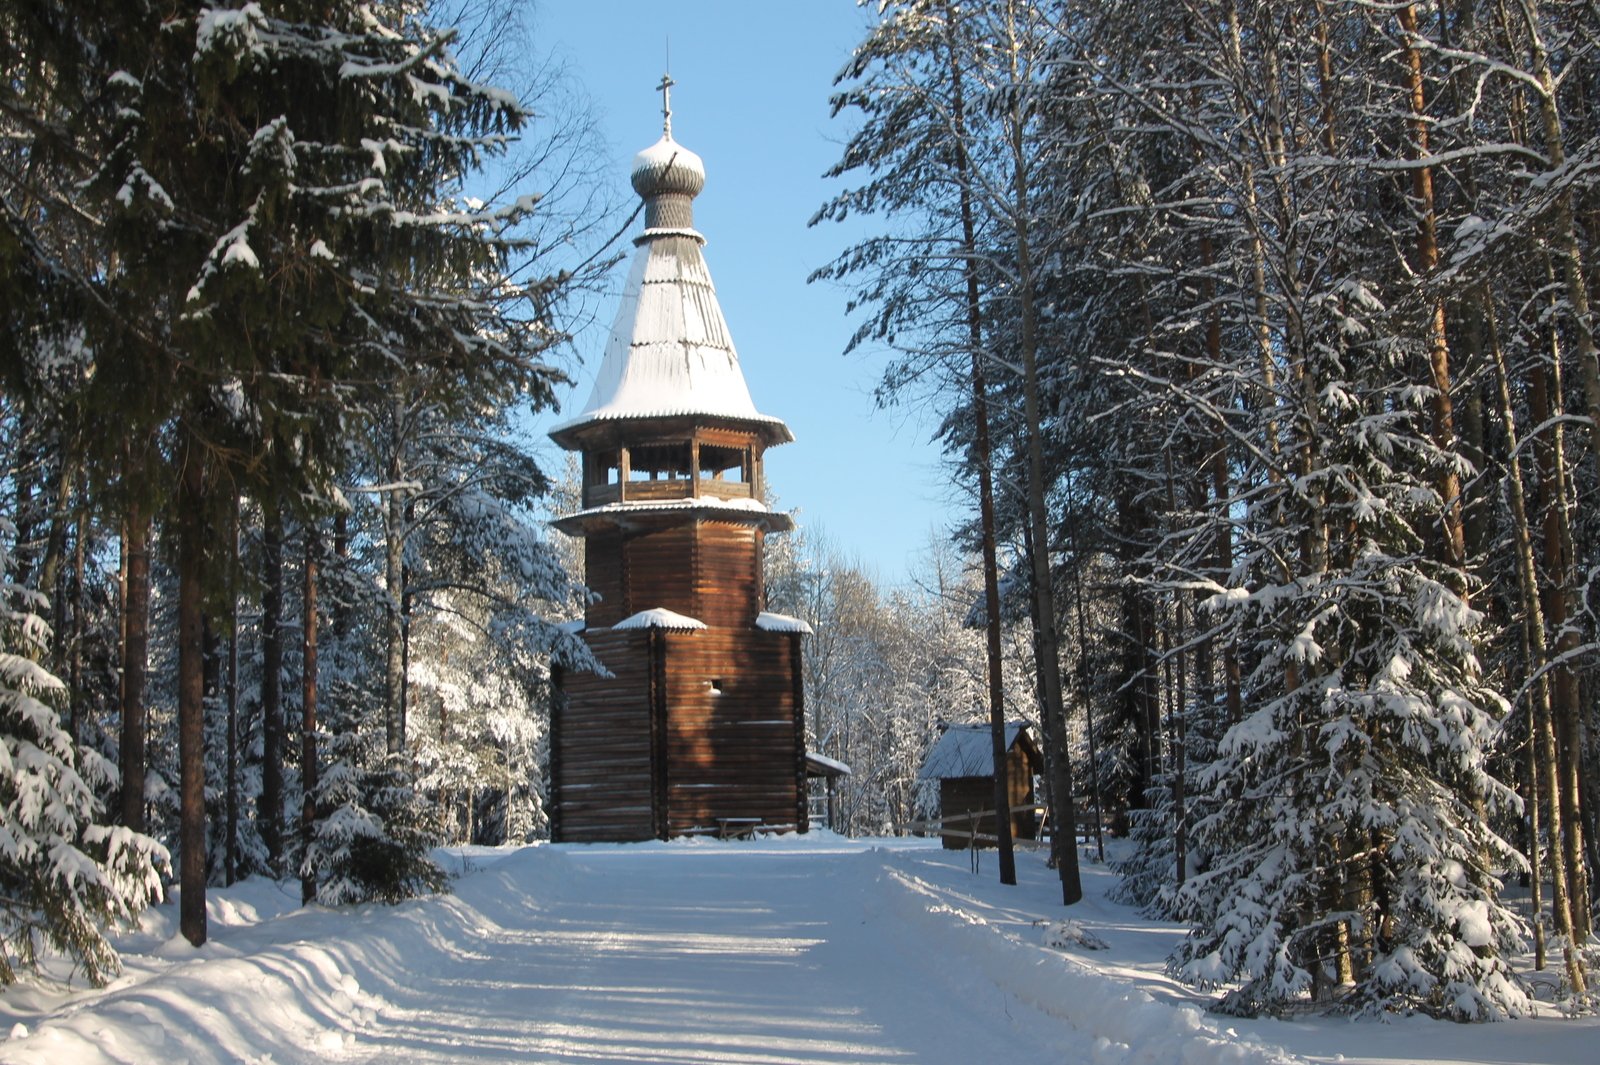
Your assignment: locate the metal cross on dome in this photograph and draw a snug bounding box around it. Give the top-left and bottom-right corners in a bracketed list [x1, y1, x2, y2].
[657, 72, 675, 138]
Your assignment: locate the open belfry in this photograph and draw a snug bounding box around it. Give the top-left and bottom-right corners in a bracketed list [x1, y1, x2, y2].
[547, 79, 811, 842]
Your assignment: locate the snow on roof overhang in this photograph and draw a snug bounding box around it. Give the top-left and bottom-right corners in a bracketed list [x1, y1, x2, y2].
[756, 611, 813, 635]
[611, 608, 707, 632]
[548, 496, 795, 536]
[806, 751, 852, 777]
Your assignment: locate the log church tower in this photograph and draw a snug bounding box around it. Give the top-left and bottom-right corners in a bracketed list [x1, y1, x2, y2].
[547, 82, 810, 842]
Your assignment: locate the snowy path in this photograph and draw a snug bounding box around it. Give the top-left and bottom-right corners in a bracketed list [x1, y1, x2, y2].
[359, 843, 1070, 1063]
[1, 839, 1081, 1064]
[6, 836, 1594, 1065]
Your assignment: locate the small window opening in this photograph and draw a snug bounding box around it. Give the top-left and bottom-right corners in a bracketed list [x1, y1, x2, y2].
[709, 678, 724, 694]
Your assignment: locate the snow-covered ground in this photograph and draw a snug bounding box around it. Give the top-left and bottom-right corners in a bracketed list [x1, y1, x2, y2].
[1, 835, 1595, 1064]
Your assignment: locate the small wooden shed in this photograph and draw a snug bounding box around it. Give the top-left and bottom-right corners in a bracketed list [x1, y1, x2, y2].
[917, 722, 1042, 849]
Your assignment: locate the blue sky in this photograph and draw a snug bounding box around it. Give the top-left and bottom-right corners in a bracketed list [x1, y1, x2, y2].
[518, 2, 957, 585]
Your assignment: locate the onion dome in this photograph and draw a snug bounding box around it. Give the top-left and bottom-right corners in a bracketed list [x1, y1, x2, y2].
[631, 135, 706, 202]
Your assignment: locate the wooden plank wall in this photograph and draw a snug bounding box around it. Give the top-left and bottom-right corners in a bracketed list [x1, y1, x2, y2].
[661, 628, 803, 835]
[621, 523, 699, 621]
[587, 519, 763, 628]
[552, 628, 655, 842]
[691, 522, 762, 627]
[584, 528, 626, 627]
[561, 511, 802, 841]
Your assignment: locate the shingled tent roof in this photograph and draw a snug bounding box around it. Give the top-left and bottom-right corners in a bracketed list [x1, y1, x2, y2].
[916, 722, 1035, 781]
[549, 131, 792, 447]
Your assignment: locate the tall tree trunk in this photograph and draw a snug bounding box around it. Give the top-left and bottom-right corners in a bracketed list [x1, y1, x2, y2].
[1398, 3, 1468, 577]
[1516, 0, 1600, 486]
[177, 449, 209, 948]
[68, 499, 85, 749]
[385, 479, 407, 757]
[1200, 234, 1242, 725]
[1066, 522, 1105, 863]
[1532, 340, 1592, 943]
[1527, 340, 1588, 993]
[1006, 81, 1081, 906]
[300, 528, 320, 905]
[401, 498, 416, 748]
[12, 425, 37, 586]
[945, 0, 1015, 887]
[40, 451, 79, 678]
[1165, 458, 1188, 886]
[120, 494, 150, 832]
[259, 505, 284, 871]
[225, 503, 239, 886]
[1485, 291, 1552, 972]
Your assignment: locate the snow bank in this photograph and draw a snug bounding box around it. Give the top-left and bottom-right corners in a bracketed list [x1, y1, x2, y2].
[0, 848, 579, 1064]
[867, 852, 1306, 1065]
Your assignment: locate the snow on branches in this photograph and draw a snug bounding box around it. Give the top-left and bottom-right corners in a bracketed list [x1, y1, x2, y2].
[0, 523, 167, 987]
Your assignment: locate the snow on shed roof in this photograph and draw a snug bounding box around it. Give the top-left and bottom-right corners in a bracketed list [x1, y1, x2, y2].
[917, 722, 1033, 781]
[611, 608, 706, 632]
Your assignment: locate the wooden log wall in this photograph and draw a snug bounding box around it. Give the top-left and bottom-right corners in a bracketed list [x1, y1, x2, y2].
[661, 628, 804, 836]
[584, 527, 626, 628]
[585, 519, 764, 629]
[558, 504, 801, 842]
[622, 522, 700, 621]
[551, 628, 655, 842]
[691, 522, 762, 627]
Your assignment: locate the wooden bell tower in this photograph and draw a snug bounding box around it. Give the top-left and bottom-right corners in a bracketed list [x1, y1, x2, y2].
[547, 83, 810, 842]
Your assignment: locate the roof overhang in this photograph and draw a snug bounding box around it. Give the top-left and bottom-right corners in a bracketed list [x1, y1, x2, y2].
[806, 752, 852, 778]
[550, 499, 795, 537]
[549, 411, 794, 452]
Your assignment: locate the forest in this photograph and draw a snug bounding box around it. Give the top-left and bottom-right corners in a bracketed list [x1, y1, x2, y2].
[812, 0, 1600, 1022]
[1, 0, 1598, 1029]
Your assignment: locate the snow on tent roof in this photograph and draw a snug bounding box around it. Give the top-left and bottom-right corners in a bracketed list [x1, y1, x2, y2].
[551, 133, 792, 444]
[552, 232, 790, 437]
[611, 608, 706, 632]
[917, 722, 1030, 781]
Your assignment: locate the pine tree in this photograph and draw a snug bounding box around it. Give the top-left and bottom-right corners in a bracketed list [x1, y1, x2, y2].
[0, 520, 167, 986]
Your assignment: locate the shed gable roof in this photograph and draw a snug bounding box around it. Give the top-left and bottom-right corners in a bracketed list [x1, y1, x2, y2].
[916, 722, 1036, 781]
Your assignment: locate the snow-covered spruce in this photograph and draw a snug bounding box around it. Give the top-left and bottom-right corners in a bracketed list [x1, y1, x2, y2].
[0, 524, 167, 986]
[1170, 351, 1529, 1019]
[296, 541, 445, 907]
[304, 720, 446, 907]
